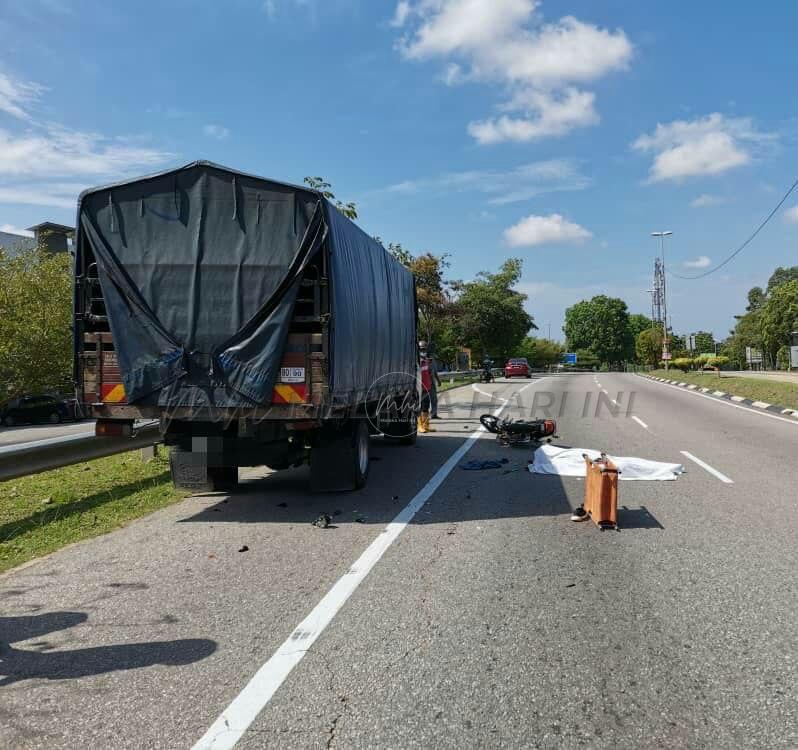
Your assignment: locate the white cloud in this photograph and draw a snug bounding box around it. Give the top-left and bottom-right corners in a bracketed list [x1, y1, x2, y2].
[504, 212, 591, 247]
[203, 124, 230, 140]
[391, 0, 412, 27]
[379, 158, 590, 205]
[394, 1, 632, 143]
[632, 113, 774, 182]
[0, 127, 170, 179]
[0, 223, 34, 237]
[0, 71, 43, 121]
[690, 193, 723, 208]
[783, 205, 798, 224]
[683, 256, 712, 269]
[468, 88, 597, 143]
[0, 68, 173, 210]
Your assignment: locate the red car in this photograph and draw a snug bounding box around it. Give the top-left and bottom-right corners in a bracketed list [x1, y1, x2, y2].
[504, 358, 531, 378]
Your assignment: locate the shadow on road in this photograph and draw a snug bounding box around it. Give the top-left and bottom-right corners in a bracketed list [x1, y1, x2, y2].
[0, 611, 216, 686]
[180, 432, 577, 527]
[618, 505, 664, 530]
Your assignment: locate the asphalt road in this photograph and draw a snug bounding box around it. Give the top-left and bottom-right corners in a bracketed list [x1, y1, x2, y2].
[0, 421, 94, 449]
[1, 374, 795, 749]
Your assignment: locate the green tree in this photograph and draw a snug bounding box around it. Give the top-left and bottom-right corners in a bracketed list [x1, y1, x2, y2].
[303, 176, 358, 220]
[726, 310, 765, 369]
[627, 314, 653, 350]
[386, 244, 460, 365]
[746, 286, 766, 312]
[761, 280, 798, 361]
[766, 266, 798, 295]
[516, 337, 564, 368]
[0, 247, 73, 402]
[454, 259, 535, 362]
[564, 295, 634, 367]
[636, 328, 664, 367]
[693, 330, 715, 354]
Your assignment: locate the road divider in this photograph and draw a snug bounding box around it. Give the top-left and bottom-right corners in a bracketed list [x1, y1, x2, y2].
[0, 422, 161, 482]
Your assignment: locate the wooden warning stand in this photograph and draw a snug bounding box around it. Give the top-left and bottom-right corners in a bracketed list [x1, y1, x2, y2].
[582, 453, 619, 530]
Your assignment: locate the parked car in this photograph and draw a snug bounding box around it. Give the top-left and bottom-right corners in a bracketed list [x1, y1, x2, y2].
[504, 358, 531, 378]
[0, 395, 76, 426]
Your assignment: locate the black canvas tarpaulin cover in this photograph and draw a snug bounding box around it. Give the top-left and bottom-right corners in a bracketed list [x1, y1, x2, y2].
[76, 161, 416, 409]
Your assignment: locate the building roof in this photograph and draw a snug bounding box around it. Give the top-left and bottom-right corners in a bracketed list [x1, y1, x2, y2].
[0, 230, 37, 257]
[27, 221, 75, 235]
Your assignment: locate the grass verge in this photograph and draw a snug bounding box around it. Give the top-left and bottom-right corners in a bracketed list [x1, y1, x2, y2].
[0, 450, 187, 575]
[439, 376, 479, 392]
[648, 370, 798, 411]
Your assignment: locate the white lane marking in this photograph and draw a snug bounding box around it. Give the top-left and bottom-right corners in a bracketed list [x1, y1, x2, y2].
[631, 416, 648, 430]
[519, 377, 546, 393]
[193, 401, 510, 750]
[471, 383, 509, 403]
[640, 377, 798, 427]
[680, 451, 734, 484]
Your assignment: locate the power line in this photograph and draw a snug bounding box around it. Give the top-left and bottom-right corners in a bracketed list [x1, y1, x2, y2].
[669, 177, 798, 280]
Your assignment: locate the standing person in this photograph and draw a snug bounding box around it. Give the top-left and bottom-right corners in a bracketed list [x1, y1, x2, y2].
[428, 344, 443, 419]
[418, 341, 435, 433]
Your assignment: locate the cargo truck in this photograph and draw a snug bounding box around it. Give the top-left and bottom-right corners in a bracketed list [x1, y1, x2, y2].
[74, 162, 418, 492]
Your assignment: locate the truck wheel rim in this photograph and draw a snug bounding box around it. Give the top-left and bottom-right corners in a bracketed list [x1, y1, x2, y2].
[358, 430, 369, 475]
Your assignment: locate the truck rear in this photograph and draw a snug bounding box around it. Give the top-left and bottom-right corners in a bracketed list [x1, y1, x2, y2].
[74, 161, 418, 491]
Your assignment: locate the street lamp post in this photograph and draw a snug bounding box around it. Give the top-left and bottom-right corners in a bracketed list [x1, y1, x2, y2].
[651, 231, 673, 370]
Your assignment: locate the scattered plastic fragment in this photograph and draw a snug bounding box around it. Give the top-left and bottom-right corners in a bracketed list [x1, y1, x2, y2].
[238, 545, 249, 552]
[460, 458, 509, 470]
[312, 514, 332, 529]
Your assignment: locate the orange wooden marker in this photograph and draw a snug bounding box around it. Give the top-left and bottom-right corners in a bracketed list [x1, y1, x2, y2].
[582, 453, 619, 530]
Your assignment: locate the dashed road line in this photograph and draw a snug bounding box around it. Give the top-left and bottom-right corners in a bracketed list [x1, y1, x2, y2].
[680, 451, 734, 484]
[631, 416, 648, 430]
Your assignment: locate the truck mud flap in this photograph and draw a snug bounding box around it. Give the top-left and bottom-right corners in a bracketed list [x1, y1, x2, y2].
[169, 446, 238, 493]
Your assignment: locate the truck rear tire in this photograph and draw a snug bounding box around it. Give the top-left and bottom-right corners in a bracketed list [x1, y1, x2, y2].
[207, 466, 239, 493]
[310, 420, 370, 492]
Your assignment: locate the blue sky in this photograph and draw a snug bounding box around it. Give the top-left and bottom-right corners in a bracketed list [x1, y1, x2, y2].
[1, 0, 797, 341]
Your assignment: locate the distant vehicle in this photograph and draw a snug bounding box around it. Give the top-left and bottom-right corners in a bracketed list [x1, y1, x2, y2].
[1, 395, 76, 426]
[504, 358, 531, 378]
[480, 358, 495, 383]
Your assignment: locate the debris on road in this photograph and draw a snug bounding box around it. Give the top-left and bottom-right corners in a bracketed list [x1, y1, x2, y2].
[460, 458, 509, 470]
[276, 502, 288, 508]
[529, 445, 684, 480]
[238, 545, 249, 552]
[312, 514, 332, 529]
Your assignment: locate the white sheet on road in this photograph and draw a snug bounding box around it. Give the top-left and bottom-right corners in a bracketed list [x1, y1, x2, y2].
[529, 444, 685, 481]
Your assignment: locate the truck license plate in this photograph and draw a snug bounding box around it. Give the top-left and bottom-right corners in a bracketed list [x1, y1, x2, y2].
[280, 367, 305, 383]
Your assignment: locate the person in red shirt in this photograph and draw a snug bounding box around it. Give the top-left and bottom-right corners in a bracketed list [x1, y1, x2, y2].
[418, 341, 435, 433]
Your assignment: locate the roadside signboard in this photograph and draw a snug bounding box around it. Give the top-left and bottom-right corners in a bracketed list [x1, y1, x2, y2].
[661, 352, 672, 360]
[562, 352, 577, 365]
[746, 347, 763, 365]
[791, 346, 798, 369]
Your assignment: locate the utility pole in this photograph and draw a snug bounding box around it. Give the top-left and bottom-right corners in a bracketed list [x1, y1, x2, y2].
[651, 231, 673, 370]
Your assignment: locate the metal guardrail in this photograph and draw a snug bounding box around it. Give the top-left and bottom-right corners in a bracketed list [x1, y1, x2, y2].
[0, 421, 161, 482]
